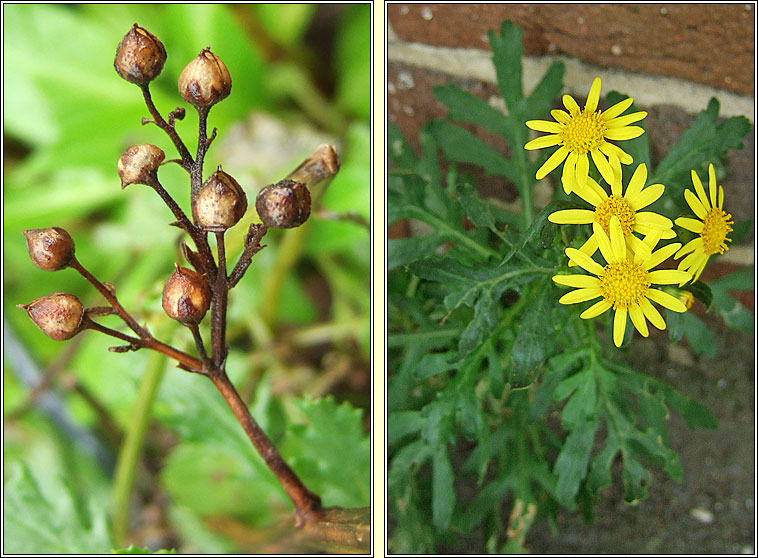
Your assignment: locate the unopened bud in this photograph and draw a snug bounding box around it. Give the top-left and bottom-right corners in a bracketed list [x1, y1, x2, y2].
[162, 264, 211, 325]
[18, 292, 84, 341]
[114, 24, 167, 85]
[192, 167, 247, 231]
[23, 227, 75, 271]
[255, 180, 311, 229]
[118, 144, 165, 188]
[178, 48, 231, 107]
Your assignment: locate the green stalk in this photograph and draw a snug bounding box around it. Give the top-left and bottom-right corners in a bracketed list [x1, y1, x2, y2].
[513, 126, 536, 228]
[111, 328, 171, 546]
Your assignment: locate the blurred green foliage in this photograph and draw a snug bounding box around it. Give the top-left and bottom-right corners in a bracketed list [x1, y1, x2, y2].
[4, 4, 370, 553]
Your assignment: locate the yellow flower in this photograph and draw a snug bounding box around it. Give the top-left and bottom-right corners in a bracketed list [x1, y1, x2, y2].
[548, 163, 675, 265]
[524, 77, 647, 194]
[674, 164, 733, 283]
[553, 216, 691, 347]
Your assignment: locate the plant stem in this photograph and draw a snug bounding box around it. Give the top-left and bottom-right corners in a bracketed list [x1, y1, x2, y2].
[211, 231, 228, 365]
[208, 370, 321, 525]
[140, 85, 193, 169]
[111, 336, 169, 546]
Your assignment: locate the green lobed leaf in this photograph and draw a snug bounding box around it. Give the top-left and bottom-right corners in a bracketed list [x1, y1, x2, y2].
[388, 234, 451, 271]
[432, 446, 455, 530]
[3, 463, 112, 554]
[554, 414, 599, 508]
[433, 84, 513, 141]
[509, 280, 554, 387]
[388, 411, 424, 445]
[455, 181, 496, 230]
[488, 20, 523, 114]
[687, 280, 714, 311]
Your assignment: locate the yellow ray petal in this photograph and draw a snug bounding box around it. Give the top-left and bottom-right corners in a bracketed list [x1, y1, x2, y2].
[580, 299, 612, 319]
[629, 183, 665, 211]
[640, 298, 666, 329]
[535, 146, 569, 179]
[561, 151, 578, 194]
[565, 248, 605, 276]
[647, 269, 692, 285]
[602, 97, 633, 120]
[691, 170, 710, 210]
[563, 94, 580, 116]
[646, 288, 688, 312]
[591, 148, 615, 187]
[569, 234, 600, 267]
[525, 134, 561, 150]
[629, 305, 649, 337]
[718, 186, 724, 209]
[608, 216, 626, 262]
[585, 77, 601, 112]
[551, 109, 571, 124]
[552, 274, 601, 288]
[558, 287, 603, 305]
[708, 163, 718, 207]
[624, 163, 648, 202]
[605, 111, 647, 128]
[526, 120, 563, 133]
[674, 217, 705, 234]
[575, 152, 589, 190]
[613, 307, 627, 347]
[593, 221, 616, 265]
[599, 142, 633, 165]
[636, 212, 673, 230]
[674, 237, 702, 259]
[548, 209, 596, 224]
[643, 242, 681, 270]
[684, 189, 708, 219]
[604, 126, 645, 140]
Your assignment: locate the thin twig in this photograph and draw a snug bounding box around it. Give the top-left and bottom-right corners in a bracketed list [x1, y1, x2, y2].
[140, 84, 193, 170]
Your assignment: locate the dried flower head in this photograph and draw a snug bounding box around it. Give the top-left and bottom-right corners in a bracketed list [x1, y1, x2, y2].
[23, 227, 76, 271]
[118, 144, 165, 188]
[114, 23, 167, 85]
[178, 48, 231, 108]
[18, 292, 84, 341]
[162, 264, 211, 325]
[192, 167, 247, 231]
[255, 179, 311, 229]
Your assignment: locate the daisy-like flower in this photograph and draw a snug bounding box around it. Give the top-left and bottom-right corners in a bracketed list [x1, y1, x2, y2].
[525, 77, 647, 194]
[553, 216, 691, 347]
[674, 164, 734, 283]
[548, 163, 675, 264]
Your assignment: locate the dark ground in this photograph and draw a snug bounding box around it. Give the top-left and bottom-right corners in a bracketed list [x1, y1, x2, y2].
[525, 310, 755, 555]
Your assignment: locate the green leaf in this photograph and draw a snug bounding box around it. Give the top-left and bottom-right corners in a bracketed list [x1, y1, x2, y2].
[676, 311, 719, 356]
[528, 350, 585, 422]
[388, 234, 450, 271]
[3, 463, 112, 554]
[388, 411, 424, 445]
[488, 20, 523, 114]
[455, 181, 496, 230]
[434, 84, 513, 140]
[686, 280, 714, 311]
[388, 122, 418, 169]
[621, 452, 651, 503]
[510, 280, 553, 388]
[651, 98, 751, 189]
[554, 414, 598, 508]
[428, 119, 519, 182]
[432, 446, 455, 530]
[523, 61, 565, 120]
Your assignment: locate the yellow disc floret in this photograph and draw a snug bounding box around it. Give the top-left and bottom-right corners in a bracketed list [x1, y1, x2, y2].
[559, 110, 607, 154]
[599, 261, 650, 310]
[701, 207, 733, 255]
[594, 196, 636, 236]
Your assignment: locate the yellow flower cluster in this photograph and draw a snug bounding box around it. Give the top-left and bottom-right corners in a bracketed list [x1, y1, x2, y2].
[524, 78, 733, 346]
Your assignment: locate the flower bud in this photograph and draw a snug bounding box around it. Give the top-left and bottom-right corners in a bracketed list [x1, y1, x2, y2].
[114, 24, 167, 85]
[255, 180, 311, 229]
[178, 48, 231, 107]
[192, 168, 247, 231]
[162, 264, 211, 325]
[23, 227, 75, 271]
[18, 292, 84, 341]
[118, 144, 165, 188]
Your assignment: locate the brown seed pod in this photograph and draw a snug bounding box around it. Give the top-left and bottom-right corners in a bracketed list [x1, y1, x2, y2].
[192, 168, 247, 231]
[255, 180, 311, 229]
[23, 227, 76, 271]
[118, 144, 165, 188]
[114, 23, 167, 85]
[161, 264, 211, 325]
[18, 292, 84, 341]
[178, 48, 232, 108]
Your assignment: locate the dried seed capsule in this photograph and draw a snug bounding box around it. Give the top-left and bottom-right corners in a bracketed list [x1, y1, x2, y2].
[192, 168, 247, 231]
[114, 23, 167, 85]
[23, 227, 75, 271]
[18, 292, 84, 341]
[162, 264, 211, 325]
[255, 180, 311, 229]
[118, 144, 165, 188]
[178, 48, 231, 107]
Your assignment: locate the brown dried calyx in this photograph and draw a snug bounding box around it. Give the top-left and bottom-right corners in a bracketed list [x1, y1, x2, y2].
[23, 227, 76, 271]
[162, 264, 211, 325]
[192, 167, 247, 231]
[178, 48, 231, 108]
[255, 179, 311, 229]
[18, 292, 84, 341]
[114, 23, 167, 85]
[118, 144, 165, 188]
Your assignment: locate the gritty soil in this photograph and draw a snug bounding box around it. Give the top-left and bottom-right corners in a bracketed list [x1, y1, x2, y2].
[525, 309, 755, 555]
